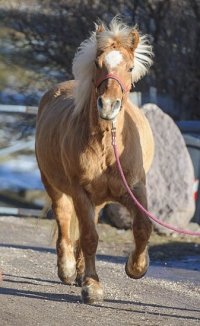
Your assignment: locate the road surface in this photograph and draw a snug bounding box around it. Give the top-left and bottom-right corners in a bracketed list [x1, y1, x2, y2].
[0, 216, 199, 325]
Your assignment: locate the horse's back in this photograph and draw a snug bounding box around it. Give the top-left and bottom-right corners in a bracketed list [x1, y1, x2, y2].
[127, 99, 154, 173]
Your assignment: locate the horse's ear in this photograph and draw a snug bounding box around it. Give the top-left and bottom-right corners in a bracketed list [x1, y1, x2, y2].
[129, 29, 139, 51]
[96, 25, 105, 34]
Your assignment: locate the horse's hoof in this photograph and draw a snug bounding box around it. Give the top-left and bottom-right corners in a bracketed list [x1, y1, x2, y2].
[125, 252, 149, 279]
[81, 279, 104, 304]
[125, 262, 147, 279]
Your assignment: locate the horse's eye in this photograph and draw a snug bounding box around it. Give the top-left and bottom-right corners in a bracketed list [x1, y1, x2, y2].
[128, 67, 134, 73]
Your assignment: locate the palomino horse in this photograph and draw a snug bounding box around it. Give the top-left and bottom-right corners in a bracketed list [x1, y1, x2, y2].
[35, 17, 154, 304]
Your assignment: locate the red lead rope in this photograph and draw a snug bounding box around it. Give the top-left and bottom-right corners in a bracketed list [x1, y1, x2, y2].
[111, 127, 200, 237]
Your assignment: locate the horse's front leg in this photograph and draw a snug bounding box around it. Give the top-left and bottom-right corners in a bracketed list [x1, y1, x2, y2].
[120, 181, 152, 279]
[73, 189, 103, 304]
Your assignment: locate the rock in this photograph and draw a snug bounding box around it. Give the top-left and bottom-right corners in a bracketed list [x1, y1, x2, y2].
[187, 222, 200, 233]
[143, 104, 195, 234]
[104, 104, 195, 234]
[104, 204, 132, 230]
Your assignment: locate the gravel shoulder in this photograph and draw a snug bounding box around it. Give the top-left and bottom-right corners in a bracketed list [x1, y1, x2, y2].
[0, 216, 200, 326]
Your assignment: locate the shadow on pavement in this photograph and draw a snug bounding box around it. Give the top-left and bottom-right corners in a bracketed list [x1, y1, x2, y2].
[0, 241, 199, 273]
[0, 286, 80, 303]
[0, 243, 56, 254]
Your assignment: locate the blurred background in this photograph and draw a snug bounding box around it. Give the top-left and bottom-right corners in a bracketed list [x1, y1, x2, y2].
[0, 0, 200, 227]
[1, 0, 200, 118]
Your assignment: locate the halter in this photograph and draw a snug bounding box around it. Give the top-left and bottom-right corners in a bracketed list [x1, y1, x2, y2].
[95, 74, 130, 106]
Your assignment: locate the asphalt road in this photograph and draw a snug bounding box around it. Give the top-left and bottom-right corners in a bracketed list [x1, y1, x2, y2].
[0, 216, 199, 326]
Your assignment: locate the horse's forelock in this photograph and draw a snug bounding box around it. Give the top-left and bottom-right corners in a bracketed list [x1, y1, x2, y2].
[96, 19, 134, 51]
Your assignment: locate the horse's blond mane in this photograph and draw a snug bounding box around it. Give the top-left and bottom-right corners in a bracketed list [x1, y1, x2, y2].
[72, 17, 153, 117]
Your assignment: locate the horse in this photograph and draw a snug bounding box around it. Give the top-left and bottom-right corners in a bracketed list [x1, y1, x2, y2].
[35, 17, 154, 304]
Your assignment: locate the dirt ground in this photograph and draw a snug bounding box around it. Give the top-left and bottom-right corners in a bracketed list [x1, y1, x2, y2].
[0, 215, 200, 326]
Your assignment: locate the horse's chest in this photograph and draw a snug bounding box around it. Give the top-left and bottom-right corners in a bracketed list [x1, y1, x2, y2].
[79, 148, 116, 200]
[80, 150, 112, 180]
[79, 148, 136, 205]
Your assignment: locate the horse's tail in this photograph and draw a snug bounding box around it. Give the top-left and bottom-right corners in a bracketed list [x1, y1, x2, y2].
[39, 193, 52, 219]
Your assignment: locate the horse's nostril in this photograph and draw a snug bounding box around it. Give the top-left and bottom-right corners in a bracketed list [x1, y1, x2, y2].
[97, 97, 103, 110]
[112, 99, 121, 111]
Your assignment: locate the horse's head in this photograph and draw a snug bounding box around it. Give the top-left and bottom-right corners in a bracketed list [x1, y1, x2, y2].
[93, 20, 153, 122]
[72, 17, 153, 121]
[95, 26, 139, 120]
[94, 26, 139, 121]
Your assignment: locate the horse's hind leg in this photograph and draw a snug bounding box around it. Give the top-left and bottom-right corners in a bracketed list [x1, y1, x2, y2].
[41, 175, 78, 283]
[120, 181, 152, 279]
[52, 194, 79, 284]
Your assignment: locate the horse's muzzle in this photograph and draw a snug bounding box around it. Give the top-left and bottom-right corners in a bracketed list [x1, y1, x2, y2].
[97, 96, 121, 121]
